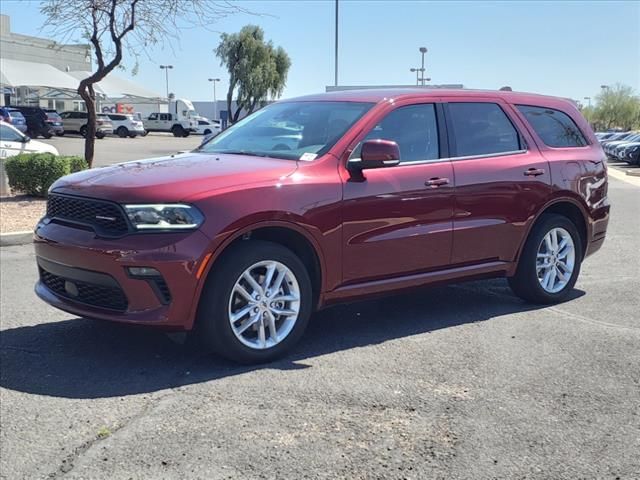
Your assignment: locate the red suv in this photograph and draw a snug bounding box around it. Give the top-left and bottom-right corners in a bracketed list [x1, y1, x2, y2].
[34, 89, 610, 363]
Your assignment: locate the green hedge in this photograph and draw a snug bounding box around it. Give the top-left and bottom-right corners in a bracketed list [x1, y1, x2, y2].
[4, 153, 88, 197]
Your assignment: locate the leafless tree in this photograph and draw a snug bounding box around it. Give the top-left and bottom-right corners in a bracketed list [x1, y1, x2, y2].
[41, 0, 251, 166]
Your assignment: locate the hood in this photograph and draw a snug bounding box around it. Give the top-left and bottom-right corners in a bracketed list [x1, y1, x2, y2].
[31, 140, 59, 155]
[51, 152, 299, 203]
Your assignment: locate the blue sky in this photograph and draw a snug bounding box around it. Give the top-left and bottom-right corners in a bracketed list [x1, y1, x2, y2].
[2, 0, 639, 103]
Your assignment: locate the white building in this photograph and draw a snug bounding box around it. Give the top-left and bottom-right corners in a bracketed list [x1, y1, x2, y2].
[0, 14, 162, 112]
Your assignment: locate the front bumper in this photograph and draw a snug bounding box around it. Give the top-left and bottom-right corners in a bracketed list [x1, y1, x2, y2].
[34, 221, 212, 330]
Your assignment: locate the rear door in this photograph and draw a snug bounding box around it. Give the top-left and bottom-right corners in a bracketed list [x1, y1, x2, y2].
[443, 98, 552, 265]
[341, 101, 455, 283]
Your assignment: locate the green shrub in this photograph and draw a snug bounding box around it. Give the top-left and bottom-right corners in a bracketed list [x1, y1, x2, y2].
[4, 154, 88, 197]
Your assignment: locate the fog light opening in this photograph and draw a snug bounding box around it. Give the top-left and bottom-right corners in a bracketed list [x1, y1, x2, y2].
[127, 267, 161, 278]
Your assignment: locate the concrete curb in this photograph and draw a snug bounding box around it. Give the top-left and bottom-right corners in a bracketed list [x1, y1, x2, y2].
[0, 231, 33, 247]
[607, 167, 640, 187]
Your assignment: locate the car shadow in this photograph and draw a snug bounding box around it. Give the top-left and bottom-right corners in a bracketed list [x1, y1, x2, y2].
[0, 279, 585, 399]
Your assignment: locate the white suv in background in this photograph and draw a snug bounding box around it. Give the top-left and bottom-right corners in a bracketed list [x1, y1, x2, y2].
[106, 113, 146, 138]
[59, 112, 113, 139]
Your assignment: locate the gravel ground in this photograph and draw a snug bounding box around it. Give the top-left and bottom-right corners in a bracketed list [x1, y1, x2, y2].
[0, 175, 638, 479]
[0, 195, 46, 233]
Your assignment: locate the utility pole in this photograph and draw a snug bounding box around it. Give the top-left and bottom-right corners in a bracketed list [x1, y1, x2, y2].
[334, 0, 339, 86]
[159, 65, 173, 100]
[208, 78, 220, 120]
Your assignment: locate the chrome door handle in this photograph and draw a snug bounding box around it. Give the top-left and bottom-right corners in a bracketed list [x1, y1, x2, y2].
[425, 177, 450, 187]
[524, 168, 545, 177]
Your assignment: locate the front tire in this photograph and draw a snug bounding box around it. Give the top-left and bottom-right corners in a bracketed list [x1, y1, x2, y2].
[508, 214, 582, 304]
[195, 241, 313, 364]
[171, 125, 185, 137]
[116, 126, 129, 138]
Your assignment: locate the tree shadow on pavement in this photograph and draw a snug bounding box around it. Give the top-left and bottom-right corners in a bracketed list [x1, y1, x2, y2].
[0, 279, 584, 399]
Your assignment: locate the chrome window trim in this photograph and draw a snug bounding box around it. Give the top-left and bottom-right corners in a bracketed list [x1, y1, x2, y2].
[347, 148, 529, 168]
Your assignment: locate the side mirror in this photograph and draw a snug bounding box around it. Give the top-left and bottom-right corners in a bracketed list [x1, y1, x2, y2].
[349, 139, 400, 170]
[22, 136, 31, 143]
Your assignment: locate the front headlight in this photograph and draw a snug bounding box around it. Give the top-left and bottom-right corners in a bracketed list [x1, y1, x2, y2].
[124, 204, 204, 230]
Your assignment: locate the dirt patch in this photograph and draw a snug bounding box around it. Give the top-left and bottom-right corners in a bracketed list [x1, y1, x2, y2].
[0, 195, 46, 233]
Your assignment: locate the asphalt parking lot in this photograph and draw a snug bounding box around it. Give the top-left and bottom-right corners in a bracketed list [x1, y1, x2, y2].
[40, 133, 203, 167]
[1, 174, 639, 479]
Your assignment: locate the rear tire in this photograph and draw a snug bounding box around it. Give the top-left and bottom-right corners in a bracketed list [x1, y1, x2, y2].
[508, 214, 582, 304]
[116, 126, 129, 138]
[79, 125, 87, 138]
[195, 240, 313, 364]
[56, 132, 64, 137]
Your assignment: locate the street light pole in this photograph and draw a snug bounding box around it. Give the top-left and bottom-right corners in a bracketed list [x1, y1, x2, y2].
[584, 96, 591, 107]
[159, 65, 173, 100]
[419, 47, 427, 86]
[410, 68, 419, 86]
[208, 78, 220, 120]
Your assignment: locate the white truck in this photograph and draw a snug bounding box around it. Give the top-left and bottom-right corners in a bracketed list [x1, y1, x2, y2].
[143, 99, 199, 137]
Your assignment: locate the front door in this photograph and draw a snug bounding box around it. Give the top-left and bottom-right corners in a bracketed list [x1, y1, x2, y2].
[0, 124, 25, 158]
[341, 103, 454, 284]
[443, 100, 552, 265]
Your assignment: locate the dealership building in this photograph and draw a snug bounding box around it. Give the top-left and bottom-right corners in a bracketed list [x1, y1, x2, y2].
[0, 14, 162, 112]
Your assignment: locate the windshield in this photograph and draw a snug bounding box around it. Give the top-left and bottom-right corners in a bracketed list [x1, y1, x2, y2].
[198, 101, 374, 160]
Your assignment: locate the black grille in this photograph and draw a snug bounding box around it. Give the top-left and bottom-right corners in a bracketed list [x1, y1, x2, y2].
[153, 278, 172, 304]
[40, 267, 128, 312]
[47, 194, 130, 236]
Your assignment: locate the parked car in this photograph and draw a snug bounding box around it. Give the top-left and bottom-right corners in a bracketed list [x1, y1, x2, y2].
[34, 89, 609, 364]
[194, 116, 221, 136]
[622, 143, 640, 165]
[600, 131, 631, 146]
[59, 111, 113, 139]
[0, 107, 28, 133]
[9, 106, 54, 139]
[610, 134, 640, 160]
[0, 121, 59, 158]
[143, 112, 196, 137]
[603, 132, 640, 158]
[106, 113, 145, 138]
[44, 109, 65, 136]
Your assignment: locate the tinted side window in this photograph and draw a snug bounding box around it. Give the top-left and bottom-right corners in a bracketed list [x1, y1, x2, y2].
[362, 104, 439, 163]
[516, 105, 587, 147]
[448, 102, 521, 157]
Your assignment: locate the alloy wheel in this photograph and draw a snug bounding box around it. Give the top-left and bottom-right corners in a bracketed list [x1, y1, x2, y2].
[228, 260, 301, 350]
[536, 227, 575, 293]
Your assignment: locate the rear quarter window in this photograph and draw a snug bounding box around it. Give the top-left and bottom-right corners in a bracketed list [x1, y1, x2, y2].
[516, 105, 588, 148]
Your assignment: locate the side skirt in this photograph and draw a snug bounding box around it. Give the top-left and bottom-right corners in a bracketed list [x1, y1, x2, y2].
[320, 261, 513, 307]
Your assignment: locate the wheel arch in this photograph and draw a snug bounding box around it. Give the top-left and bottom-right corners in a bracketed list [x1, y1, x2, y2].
[514, 196, 589, 270]
[192, 221, 326, 323]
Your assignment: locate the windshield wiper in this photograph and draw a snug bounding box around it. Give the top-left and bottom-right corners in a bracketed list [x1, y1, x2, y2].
[206, 149, 269, 158]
